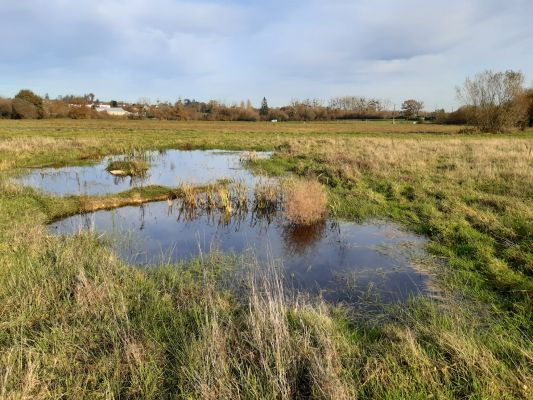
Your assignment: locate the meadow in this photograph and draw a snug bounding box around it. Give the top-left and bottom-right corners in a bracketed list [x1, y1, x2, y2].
[0, 119, 532, 399]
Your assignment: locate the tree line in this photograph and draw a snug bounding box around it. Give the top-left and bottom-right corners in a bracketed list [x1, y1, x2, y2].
[1, 70, 532, 132]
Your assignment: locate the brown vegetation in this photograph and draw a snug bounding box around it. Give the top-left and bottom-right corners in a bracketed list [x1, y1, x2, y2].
[457, 70, 529, 133]
[283, 179, 328, 225]
[11, 98, 39, 119]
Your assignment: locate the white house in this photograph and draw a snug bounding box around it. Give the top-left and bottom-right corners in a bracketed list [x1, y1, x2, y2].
[95, 106, 130, 116]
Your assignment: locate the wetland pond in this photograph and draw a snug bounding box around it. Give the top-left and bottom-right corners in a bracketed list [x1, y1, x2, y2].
[23, 148, 432, 305]
[19, 149, 271, 196]
[50, 205, 429, 304]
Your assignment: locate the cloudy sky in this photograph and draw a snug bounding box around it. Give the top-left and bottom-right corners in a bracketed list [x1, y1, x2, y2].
[1, 0, 532, 109]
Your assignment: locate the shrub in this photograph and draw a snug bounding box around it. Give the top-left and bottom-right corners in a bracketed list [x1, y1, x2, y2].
[68, 106, 94, 119]
[14, 89, 44, 118]
[0, 97, 12, 118]
[283, 179, 327, 225]
[47, 100, 70, 118]
[11, 98, 38, 119]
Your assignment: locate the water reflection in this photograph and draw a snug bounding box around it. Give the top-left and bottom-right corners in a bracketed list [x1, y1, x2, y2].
[282, 220, 328, 255]
[50, 201, 429, 304]
[19, 149, 271, 196]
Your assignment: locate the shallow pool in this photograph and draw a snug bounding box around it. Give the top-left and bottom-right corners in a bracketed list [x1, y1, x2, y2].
[49, 201, 429, 304]
[19, 149, 270, 196]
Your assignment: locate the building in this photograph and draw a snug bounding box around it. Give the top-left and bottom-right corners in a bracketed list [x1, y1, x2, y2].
[95, 106, 130, 116]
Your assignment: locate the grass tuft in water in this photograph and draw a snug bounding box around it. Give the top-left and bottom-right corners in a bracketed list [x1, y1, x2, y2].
[106, 159, 149, 177]
[283, 178, 328, 226]
[253, 181, 282, 214]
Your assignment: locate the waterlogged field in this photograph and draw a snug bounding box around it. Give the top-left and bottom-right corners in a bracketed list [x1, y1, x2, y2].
[0, 119, 532, 399]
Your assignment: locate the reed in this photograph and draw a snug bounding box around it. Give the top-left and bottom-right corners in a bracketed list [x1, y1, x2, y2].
[239, 150, 258, 164]
[216, 186, 233, 214]
[231, 179, 248, 211]
[253, 180, 282, 213]
[204, 184, 217, 211]
[178, 182, 198, 209]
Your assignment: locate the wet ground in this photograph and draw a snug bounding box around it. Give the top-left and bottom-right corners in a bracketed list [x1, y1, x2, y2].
[19, 149, 270, 196]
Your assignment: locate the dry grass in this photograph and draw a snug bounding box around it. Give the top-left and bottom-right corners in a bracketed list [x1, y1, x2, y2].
[177, 261, 353, 399]
[285, 137, 533, 194]
[178, 182, 199, 209]
[284, 179, 328, 225]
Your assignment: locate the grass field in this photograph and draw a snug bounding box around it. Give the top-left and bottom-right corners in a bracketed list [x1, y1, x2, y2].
[0, 119, 532, 399]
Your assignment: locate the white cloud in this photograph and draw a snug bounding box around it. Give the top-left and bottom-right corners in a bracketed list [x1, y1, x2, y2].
[0, 0, 531, 108]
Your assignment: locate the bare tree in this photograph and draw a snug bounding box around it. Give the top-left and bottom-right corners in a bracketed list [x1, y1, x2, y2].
[401, 99, 424, 120]
[456, 70, 528, 133]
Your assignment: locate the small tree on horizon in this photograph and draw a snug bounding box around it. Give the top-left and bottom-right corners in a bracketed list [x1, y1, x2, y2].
[259, 97, 269, 119]
[15, 89, 44, 118]
[401, 99, 424, 120]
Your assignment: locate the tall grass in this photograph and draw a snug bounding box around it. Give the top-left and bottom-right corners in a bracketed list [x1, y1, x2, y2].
[283, 179, 328, 225]
[1, 223, 529, 398]
[1, 120, 532, 398]
[0, 220, 353, 398]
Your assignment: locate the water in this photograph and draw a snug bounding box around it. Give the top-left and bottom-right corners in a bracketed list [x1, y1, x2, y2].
[18, 149, 270, 196]
[49, 202, 429, 304]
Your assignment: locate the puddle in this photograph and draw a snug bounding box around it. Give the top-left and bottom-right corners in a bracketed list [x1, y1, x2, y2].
[49, 202, 429, 304]
[18, 149, 270, 196]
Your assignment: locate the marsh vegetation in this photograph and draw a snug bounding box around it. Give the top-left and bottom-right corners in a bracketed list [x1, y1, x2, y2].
[106, 159, 149, 177]
[0, 120, 531, 399]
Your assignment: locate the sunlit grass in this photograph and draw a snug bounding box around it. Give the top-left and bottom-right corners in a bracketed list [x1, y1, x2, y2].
[0, 119, 531, 398]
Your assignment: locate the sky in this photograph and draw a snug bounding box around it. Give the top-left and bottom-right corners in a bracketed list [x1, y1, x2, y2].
[1, 0, 532, 109]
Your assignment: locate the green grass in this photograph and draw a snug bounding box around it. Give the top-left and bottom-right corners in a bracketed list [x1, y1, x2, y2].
[0, 119, 532, 399]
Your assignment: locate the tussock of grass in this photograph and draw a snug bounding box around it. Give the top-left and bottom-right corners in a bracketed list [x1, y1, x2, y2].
[253, 181, 282, 213]
[283, 179, 328, 225]
[106, 159, 149, 177]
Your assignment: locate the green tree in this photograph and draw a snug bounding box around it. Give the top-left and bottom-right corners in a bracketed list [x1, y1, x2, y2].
[260, 97, 269, 119]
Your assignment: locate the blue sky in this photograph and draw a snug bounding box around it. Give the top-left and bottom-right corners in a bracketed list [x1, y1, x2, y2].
[1, 0, 532, 109]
